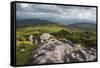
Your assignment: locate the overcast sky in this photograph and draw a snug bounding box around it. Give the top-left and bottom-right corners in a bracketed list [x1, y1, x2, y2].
[16, 3, 96, 24]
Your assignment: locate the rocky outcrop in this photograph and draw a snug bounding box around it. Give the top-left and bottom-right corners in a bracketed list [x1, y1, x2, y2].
[29, 33, 97, 64]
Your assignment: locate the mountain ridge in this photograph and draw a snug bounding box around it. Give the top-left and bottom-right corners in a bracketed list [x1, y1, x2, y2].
[16, 19, 96, 32]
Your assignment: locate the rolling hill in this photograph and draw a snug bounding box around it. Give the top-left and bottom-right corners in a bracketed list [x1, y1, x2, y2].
[67, 23, 96, 32]
[16, 19, 59, 26]
[16, 19, 96, 32]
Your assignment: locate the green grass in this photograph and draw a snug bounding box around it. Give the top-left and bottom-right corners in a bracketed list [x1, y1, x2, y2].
[16, 43, 37, 65]
[16, 25, 66, 34]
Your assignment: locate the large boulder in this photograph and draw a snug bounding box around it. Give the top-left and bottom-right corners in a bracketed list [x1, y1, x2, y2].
[40, 33, 52, 44]
[29, 33, 97, 64]
[40, 33, 51, 40]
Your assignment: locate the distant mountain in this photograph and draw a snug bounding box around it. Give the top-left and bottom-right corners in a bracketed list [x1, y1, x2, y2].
[16, 19, 60, 27]
[16, 19, 96, 32]
[17, 19, 52, 25]
[67, 23, 96, 32]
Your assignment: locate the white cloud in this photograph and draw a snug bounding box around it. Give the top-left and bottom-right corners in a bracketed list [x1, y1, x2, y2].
[20, 3, 30, 8]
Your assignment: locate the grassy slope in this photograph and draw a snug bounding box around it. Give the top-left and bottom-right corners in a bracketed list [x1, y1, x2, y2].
[16, 45, 34, 65]
[16, 24, 67, 65]
[16, 23, 96, 65]
[67, 23, 96, 32]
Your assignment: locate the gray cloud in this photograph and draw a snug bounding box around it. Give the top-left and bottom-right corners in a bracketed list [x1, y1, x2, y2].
[16, 3, 96, 24]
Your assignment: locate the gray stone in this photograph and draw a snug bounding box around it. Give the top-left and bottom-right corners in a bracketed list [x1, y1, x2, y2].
[29, 33, 97, 64]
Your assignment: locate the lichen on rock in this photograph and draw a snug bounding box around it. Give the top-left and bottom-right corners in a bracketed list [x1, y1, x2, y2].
[29, 33, 97, 64]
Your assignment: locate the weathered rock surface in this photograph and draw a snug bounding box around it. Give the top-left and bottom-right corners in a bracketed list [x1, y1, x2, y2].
[29, 33, 97, 64]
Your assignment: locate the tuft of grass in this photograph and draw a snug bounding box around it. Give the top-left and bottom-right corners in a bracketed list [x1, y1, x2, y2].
[16, 41, 32, 46]
[16, 43, 37, 65]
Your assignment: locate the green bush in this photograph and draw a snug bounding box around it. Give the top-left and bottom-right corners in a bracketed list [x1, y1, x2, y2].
[51, 29, 96, 47]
